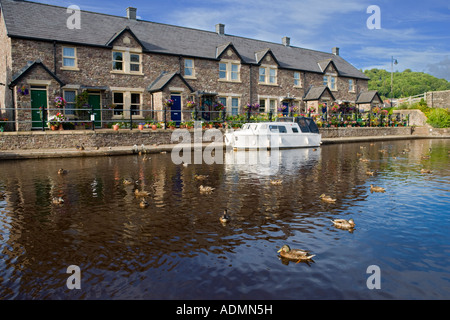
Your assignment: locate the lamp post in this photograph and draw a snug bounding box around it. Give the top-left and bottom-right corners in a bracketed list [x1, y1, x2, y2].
[390, 56, 398, 107]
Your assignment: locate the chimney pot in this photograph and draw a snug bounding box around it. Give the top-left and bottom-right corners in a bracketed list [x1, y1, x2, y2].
[127, 7, 137, 20]
[282, 36, 290, 46]
[332, 47, 340, 55]
[216, 23, 225, 35]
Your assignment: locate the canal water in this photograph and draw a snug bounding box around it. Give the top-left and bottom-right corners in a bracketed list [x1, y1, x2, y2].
[0, 139, 449, 300]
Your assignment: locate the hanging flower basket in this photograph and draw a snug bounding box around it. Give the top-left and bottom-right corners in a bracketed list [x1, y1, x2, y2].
[54, 96, 66, 108]
[214, 102, 225, 111]
[186, 101, 196, 109]
[17, 85, 29, 96]
[164, 99, 174, 108]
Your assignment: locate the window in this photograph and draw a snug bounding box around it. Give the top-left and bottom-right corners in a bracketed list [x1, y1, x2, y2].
[349, 79, 354, 92]
[131, 93, 141, 116]
[292, 127, 299, 133]
[231, 97, 239, 115]
[259, 66, 277, 85]
[294, 72, 301, 87]
[259, 68, 266, 83]
[64, 90, 76, 115]
[185, 59, 195, 77]
[130, 54, 140, 72]
[113, 92, 124, 116]
[259, 99, 266, 113]
[323, 75, 337, 90]
[219, 61, 240, 81]
[112, 51, 142, 74]
[113, 52, 123, 71]
[62, 47, 77, 69]
[219, 63, 227, 79]
[269, 99, 276, 113]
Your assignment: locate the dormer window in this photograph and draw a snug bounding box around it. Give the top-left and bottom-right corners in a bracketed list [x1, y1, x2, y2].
[184, 59, 195, 78]
[259, 66, 277, 85]
[218, 60, 241, 82]
[112, 50, 142, 74]
[323, 75, 337, 91]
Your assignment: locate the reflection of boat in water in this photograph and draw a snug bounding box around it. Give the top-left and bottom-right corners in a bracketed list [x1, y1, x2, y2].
[224, 117, 321, 150]
[224, 147, 321, 177]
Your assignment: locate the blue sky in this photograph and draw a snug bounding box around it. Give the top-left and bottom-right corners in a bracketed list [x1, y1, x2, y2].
[33, 0, 450, 81]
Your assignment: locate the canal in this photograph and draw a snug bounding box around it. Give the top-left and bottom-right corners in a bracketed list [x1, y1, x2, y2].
[0, 139, 449, 299]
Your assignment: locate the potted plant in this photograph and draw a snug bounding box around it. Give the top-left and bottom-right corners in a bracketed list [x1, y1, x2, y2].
[47, 113, 66, 130]
[138, 123, 144, 130]
[167, 121, 176, 129]
[164, 99, 174, 108]
[151, 121, 158, 130]
[113, 123, 120, 131]
[186, 101, 196, 109]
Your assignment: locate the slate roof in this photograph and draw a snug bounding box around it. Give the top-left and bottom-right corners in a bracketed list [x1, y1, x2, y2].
[303, 86, 336, 101]
[147, 72, 194, 93]
[356, 91, 383, 104]
[10, 59, 65, 87]
[0, 0, 369, 80]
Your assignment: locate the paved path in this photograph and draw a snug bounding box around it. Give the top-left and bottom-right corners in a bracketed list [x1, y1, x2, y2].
[0, 135, 447, 161]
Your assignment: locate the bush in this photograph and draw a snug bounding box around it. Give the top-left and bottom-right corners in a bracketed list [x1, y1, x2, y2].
[426, 108, 450, 128]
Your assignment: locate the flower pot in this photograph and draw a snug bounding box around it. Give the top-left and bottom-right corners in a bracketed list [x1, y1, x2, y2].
[152, 125, 157, 130]
[138, 124, 144, 130]
[113, 125, 119, 131]
[51, 125, 58, 131]
[59, 124, 64, 131]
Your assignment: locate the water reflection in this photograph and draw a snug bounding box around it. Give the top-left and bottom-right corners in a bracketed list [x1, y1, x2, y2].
[0, 139, 449, 299]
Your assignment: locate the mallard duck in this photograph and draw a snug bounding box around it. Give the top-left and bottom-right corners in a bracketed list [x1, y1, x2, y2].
[270, 179, 282, 185]
[76, 144, 85, 151]
[194, 174, 209, 181]
[52, 197, 64, 205]
[331, 218, 355, 230]
[370, 184, 385, 193]
[199, 185, 214, 194]
[139, 199, 149, 208]
[57, 168, 68, 175]
[421, 169, 432, 174]
[142, 155, 150, 161]
[277, 244, 315, 262]
[135, 189, 150, 197]
[220, 210, 230, 223]
[319, 194, 336, 203]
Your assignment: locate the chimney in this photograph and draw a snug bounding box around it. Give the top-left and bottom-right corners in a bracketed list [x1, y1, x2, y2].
[332, 47, 340, 56]
[282, 36, 290, 47]
[127, 7, 137, 20]
[216, 23, 225, 35]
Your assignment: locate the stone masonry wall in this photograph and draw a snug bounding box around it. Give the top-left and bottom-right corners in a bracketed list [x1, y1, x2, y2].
[0, 10, 12, 125]
[0, 127, 413, 151]
[426, 90, 450, 109]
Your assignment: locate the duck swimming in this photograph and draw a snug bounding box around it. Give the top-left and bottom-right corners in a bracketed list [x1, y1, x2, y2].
[135, 189, 150, 197]
[370, 185, 385, 193]
[57, 168, 68, 175]
[319, 194, 336, 203]
[199, 185, 214, 194]
[277, 244, 315, 262]
[331, 218, 355, 230]
[139, 199, 149, 208]
[220, 210, 230, 223]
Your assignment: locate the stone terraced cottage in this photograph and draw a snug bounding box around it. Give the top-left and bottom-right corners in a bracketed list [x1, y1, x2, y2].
[0, 0, 372, 131]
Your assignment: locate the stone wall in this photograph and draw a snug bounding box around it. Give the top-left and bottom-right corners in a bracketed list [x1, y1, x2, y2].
[0, 126, 414, 151]
[426, 90, 450, 109]
[0, 11, 12, 125]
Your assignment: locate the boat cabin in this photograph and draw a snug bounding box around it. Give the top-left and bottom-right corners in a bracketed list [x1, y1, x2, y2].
[277, 117, 320, 134]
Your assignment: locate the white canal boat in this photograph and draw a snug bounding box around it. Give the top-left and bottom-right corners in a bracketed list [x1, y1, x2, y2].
[225, 117, 321, 150]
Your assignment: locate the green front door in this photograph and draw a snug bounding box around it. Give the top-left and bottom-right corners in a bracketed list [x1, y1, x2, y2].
[88, 94, 101, 128]
[31, 90, 47, 129]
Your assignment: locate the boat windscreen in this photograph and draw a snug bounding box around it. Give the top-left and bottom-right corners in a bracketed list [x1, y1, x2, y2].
[296, 117, 320, 133]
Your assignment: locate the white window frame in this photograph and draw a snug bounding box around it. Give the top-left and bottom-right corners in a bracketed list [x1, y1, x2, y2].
[218, 60, 241, 82]
[259, 65, 278, 85]
[63, 90, 77, 117]
[324, 74, 337, 91]
[184, 59, 196, 79]
[62, 47, 79, 71]
[111, 50, 143, 75]
[294, 71, 302, 87]
[348, 79, 355, 92]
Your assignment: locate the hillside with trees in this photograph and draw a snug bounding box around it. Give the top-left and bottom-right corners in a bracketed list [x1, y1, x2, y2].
[363, 69, 450, 99]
